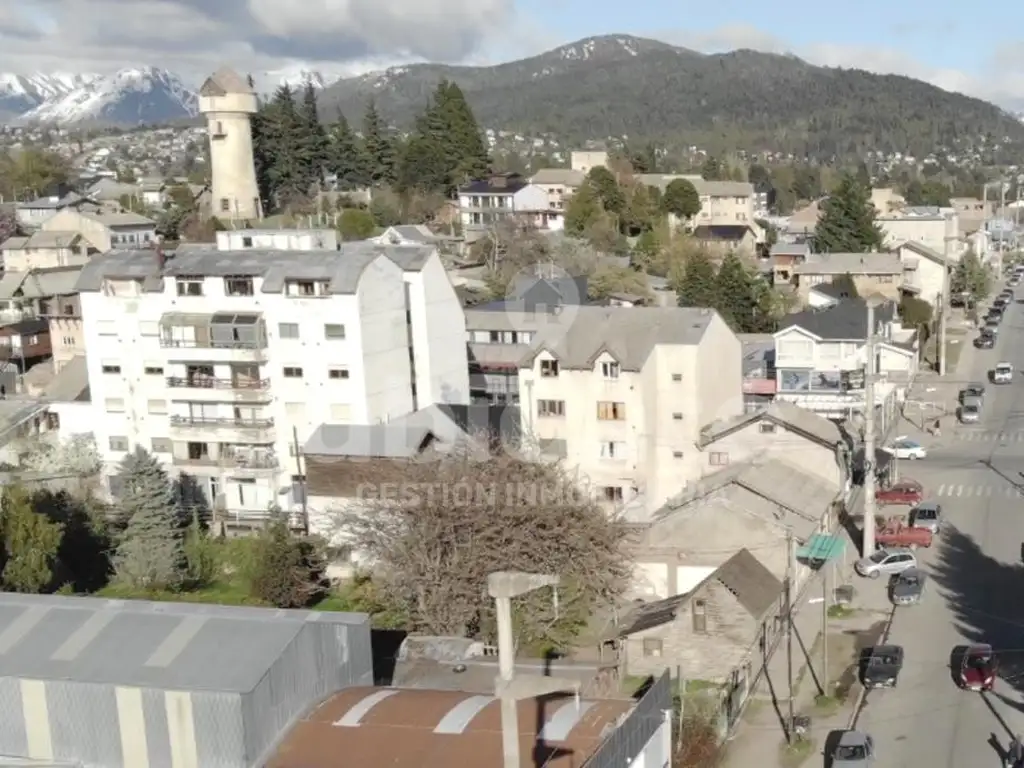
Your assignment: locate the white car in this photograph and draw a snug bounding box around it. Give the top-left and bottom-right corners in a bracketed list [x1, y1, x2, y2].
[994, 363, 1014, 384]
[885, 438, 927, 460]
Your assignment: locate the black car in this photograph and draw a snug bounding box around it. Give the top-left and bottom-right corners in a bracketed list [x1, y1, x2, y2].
[995, 296, 1010, 309]
[975, 332, 995, 349]
[860, 644, 904, 688]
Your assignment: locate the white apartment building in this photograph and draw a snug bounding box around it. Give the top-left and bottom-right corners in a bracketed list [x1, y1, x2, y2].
[75, 241, 469, 525]
[877, 208, 959, 256]
[518, 305, 743, 519]
[457, 173, 558, 232]
[216, 228, 338, 251]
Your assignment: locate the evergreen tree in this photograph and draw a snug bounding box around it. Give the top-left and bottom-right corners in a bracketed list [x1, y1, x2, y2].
[299, 81, 328, 188]
[250, 514, 324, 608]
[675, 249, 718, 308]
[564, 183, 602, 234]
[715, 253, 757, 330]
[662, 178, 701, 219]
[397, 110, 448, 193]
[112, 448, 186, 591]
[251, 107, 275, 213]
[584, 167, 624, 214]
[261, 86, 311, 205]
[326, 112, 368, 189]
[814, 173, 884, 253]
[0, 486, 62, 593]
[362, 99, 396, 185]
[435, 81, 489, 186]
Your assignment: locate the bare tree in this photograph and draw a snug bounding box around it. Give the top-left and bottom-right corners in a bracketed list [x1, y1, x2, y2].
[332, 448, 630, 649]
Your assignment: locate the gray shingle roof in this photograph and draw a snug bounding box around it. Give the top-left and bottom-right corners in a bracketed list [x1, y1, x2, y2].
[896, 240, 947, 264]
[84, 211, 154, 228]
[304, 423, 436, 458]
[779, 298, 896, 340]
[74, 242, 427, 295]
[700, 400, 843, 448]
[1, 231, 82, 250]
[794, 252, 902, 275]
[530, 168, 585, 186]
[0, 592, 366, 693]
[522, 305, 717, 371]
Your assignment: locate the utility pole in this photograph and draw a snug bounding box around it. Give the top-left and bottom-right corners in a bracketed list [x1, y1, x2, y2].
[939, 237, 950, 376]
[488, 572, 581, 768]
[785, 528, 795, 743]
[821, 565, 829, 689]
[863, 299, 879, 558]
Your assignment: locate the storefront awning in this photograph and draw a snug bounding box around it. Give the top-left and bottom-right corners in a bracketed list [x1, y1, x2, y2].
[797, 533, 846, 562]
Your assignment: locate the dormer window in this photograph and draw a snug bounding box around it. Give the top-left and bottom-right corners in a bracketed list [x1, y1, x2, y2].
[601, 361, 620, 379]
[225, 276, 254, 296]
[540, 359, 559, 377]
[176, 277, 203, 297]
[285, 280, 328, 297]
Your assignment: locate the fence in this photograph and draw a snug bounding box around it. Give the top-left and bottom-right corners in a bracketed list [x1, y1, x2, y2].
[582, 670, 671, 768]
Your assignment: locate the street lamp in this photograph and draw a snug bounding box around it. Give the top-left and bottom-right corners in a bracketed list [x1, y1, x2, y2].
[862, 293, 885, 557]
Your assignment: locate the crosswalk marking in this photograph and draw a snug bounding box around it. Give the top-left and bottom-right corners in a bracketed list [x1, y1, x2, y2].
[955, 431, 1024, 442]
[933, 484, 1024, 498]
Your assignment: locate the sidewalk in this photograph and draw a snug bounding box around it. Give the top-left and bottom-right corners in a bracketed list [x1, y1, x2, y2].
[719, 494, 894, 768]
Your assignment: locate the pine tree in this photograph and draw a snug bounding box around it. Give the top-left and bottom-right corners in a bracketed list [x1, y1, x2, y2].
[250, 514, 323, 608]
[299, 82, 328, 189]
[251, 106, 274, 213]
[675, 249, 718, 308]
[362, 99, 396, 186]
[437, 81, 489, 185]
[814, 173, 884, 253]
[715, 253, 757, 331]
[0, 486, 62, 593]
[397, 107, 448, 193]
[113, 448, 186, 591]
[261, 85, 310, 205]
[326, 112, 368, 189]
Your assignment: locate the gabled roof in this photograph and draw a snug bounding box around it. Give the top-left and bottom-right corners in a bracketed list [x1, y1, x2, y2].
[895, 240, 948, 265]
[779, 298, 897, 341]
[795, 252, 902, 275]
[616, 549, 782, 636]
[699, 400, 844, 449]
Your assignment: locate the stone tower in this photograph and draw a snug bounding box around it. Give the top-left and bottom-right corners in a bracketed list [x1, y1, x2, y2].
[198, 67, 261, 222]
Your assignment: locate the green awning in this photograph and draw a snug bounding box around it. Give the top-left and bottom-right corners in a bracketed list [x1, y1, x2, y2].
[797, 534, 846, 562]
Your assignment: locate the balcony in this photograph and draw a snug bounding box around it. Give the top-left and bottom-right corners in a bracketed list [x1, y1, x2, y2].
[159, 312, 268, 362]
[175, 448, 279, 474]
[166, 377, 271, 402]
[169, 415, 275, 442]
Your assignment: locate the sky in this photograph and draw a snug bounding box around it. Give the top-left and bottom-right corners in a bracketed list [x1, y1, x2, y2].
[1, 0, 1022, 108]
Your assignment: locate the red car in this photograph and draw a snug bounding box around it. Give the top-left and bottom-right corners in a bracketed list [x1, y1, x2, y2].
[876, 479, 924, 507]
[960, 644, 998, 691]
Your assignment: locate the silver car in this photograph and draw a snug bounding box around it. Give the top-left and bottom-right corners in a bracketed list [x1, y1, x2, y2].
[910, 501, 942, 533]
[960, 398, 981, 424]
[831, 730, 875, 766]
[855, 547, 917, 579]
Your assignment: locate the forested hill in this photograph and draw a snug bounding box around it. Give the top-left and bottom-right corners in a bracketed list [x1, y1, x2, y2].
[319, 34, 1024, 158]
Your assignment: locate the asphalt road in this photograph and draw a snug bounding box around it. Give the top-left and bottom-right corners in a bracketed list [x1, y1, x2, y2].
[855, 290, 1024, 768]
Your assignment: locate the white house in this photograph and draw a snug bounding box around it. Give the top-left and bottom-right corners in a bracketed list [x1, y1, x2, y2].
[891, 241, 949, 308]
[215, 228, 339, 251]
[877, 208, 959, 256]
[40, 209, 157, 252]
[773, 299, 916, 419]
[518, 305, 743, 519]
[457, 173, 556, 232]
[74, 240, 468, 527]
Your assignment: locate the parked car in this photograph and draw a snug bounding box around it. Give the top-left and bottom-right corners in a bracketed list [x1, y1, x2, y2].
[875, 518, 933, 549]
[994, 363, 1014, 384]
[909, 501, 942, 534]
[985, 318, 1001, 335]
[975, 332, 995, 349]
[959, 644, 998, 691]
[830, 731, 875, 767]
[884, 437, 926, 460]
[855, 547, 917, 579]
[959, 399, 982, 424]
[961, 383, 986, 402]
[860, 645, 904, 688]
[889, 568, 925, 605]
[876, 479, 924, 506]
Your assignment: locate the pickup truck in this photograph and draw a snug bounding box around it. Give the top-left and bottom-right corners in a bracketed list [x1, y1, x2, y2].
[875, 518, 934, 549]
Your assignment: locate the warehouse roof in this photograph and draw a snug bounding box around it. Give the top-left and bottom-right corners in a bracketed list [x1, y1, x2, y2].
[0, 593, 367, 693]
[266, 686, 633, 768]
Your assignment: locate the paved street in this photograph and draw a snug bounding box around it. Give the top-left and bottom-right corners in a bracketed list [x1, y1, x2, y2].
[856, 287, 1024, 767]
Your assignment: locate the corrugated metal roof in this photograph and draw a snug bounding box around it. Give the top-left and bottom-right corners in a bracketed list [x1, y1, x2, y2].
[0, 593, 366, 693]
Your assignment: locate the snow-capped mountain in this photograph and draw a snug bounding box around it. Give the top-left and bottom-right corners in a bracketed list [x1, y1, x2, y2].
[0, 73, 99, 118]
[13, 67, 197, 125]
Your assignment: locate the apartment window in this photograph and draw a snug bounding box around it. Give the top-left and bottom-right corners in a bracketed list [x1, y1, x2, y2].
[878, 275, 894, 284]
[672, 373, 683, 382]
[709, 452, 729, 466]
[673, 451, 684, 459]
[144, 365, 164, 375]
[672, 412, 683, 420]
[241, 236, 253, 248]
[108, 436, 128, 451]
[175, 277, 203, 297]
[278, 322, 299, 340]
[600, 441, 627, 459]
[151, 438, 171, 453]
[286, 280, 317, 296]
[105, 398, 125, 413]
[283, 366, 303, 379]
[225, 276, 254, 296]
[147, 400, 167, 415]
[101, 363, 121, 374]
[63, 304, 74, 315]
[597, 401, 626, 421]
[759, 422, 777, 434]
[219, 197, 230, 212]
[601, 361, 620, 379]
[540, 359, 559, 377]
[642, 638, 663, 658]
[601, 486, 624, 502]
[537, 399, 565, 417]
[324, 323, 346, 340]
[328, 367, 350, 380]
[692, 599, 708, 633]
